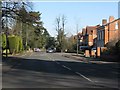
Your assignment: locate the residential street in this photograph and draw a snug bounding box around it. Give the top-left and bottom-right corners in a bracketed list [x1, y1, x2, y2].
[2, 52, 119, 89]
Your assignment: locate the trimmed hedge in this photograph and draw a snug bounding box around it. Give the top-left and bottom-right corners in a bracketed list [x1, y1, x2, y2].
[1, 33, 6, 49]
[19, 36, 24, 52]
[8, 35, 23, 54]
[0, 34, 2, 48]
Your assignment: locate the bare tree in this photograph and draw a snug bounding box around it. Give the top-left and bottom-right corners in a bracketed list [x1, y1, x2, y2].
[55, 16, 61, 32]
[55, 15, 67, 52]
[62, 15, 66, 34]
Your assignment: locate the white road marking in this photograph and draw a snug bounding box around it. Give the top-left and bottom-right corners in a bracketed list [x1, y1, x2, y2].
[47, 54, 93, 83]
[56, 62, 60, 64]
[75, 72, 93, 82]
[62, 65, 71, 70]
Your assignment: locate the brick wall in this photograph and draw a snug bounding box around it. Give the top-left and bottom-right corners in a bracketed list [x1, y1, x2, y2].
[97, 47, 100, 57]
[82, 28, 86, 35]
[104, 25, 109, 45]
[88, 35, 93, 46]
[118, 19, 120, 40]
[104, 16, 119, 46]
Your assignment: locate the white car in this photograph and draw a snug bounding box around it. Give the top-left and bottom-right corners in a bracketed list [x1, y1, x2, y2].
[34, 48, 41, 52]
[46, 48, 54, 53]
[91, 48, 96, 53]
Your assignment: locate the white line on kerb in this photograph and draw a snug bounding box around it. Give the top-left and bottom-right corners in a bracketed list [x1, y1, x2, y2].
[75, 72, 93, 82]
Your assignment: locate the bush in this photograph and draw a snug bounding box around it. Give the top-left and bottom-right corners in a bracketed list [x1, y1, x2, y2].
[1, 33, 6, 49]
[0, 34, 1, 54]
[26, 45, 30, 50]
[115, 40, 120, 54]
[103, 40, 120, 55]
[8, 35, 23, 54]
[8, 35, 18, 54]
[18, 36, 23, 52]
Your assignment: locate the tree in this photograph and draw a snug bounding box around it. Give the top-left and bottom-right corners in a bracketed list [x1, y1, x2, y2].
[1, 1, 49, 54]
[66, 35, 77, 52]
[55, 15, 67, 52]
[115, 40, 120, 54]
[45, 37, 55, 49]
[0, 33, 6, 51]
[1, 1, 33, 56]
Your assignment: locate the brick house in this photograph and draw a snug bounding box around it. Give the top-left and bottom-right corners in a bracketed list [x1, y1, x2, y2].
[79, 16, 120, 57]
[97, 16, 120, 48]
[81, 26, 97, 47]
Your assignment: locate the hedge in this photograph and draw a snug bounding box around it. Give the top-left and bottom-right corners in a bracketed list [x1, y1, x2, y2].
[0, 34, 2, 48]
[18, 36, 24, 52]
[0, 33, 6, 49]
[8, 35, 23, 54]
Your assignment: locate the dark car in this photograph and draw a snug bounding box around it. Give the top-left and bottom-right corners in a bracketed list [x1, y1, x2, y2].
[80, 46, 90, 52]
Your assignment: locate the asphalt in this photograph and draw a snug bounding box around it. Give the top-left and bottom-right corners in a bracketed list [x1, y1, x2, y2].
[2, 52, 120, 89]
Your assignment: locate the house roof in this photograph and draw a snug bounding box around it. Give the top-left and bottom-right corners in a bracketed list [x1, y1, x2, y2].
[97, 18, 120, 29]
[86, 26, 97, 35]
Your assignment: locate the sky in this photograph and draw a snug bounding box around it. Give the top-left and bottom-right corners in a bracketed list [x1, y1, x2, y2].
[32, 1, 118, 37]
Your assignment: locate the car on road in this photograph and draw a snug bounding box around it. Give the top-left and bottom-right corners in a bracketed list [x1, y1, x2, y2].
[46, 48, 55, 53]
[34, 48, 41, 52]
[80, 46, 90, 52]
[91, 48, 96, 53]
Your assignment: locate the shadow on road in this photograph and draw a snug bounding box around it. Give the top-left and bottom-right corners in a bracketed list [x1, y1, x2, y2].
[2, 56, 119, 79]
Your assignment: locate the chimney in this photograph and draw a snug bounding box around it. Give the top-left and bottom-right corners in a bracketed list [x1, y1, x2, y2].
[109, 16, 114, 23]
[102, 19, 107, 25]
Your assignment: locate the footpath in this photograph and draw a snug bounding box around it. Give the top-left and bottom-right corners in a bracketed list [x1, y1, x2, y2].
[62, 53, 118, 64]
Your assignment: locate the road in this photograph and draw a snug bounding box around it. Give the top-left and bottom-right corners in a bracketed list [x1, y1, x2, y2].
[2, 52, 119, 89]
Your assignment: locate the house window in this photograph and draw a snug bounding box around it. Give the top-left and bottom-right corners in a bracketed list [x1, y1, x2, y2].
[100, 31, 101, 40]
[98, 31, 99, 40]
[101, 31, 103, 40]
[115, 22, 118, 29]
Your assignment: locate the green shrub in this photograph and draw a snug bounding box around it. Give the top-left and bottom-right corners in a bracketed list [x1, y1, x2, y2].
[18, 36, 23, 52]
[115, 40, 120, 54]
[8, 35, 23, 54]
[8, 35, 17, 54]
[1, 33, 6, 49]
[0, 34, 2, 48]
[26, 45, 30, 50]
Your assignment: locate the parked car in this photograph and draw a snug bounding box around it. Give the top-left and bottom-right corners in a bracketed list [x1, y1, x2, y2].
[34, 48, 41, 52]
[91, 48, 96, 53]
[46, 48, 55, 53]
[80, 46, 90, 51]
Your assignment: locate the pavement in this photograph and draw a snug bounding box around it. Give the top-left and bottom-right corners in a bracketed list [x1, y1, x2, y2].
[62, 53, 118, 64]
